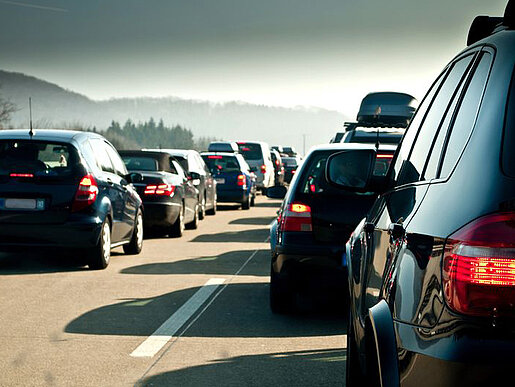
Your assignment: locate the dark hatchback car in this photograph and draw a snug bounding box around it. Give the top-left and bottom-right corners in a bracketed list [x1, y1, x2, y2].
[148, 149, 217, 218]
[336, 4, 515, 385]
[0, 130, 143, 269]
[282, 156, 300, 184]
[119, 150, 200, 237]
[270, 149, 285, 186]
[267, 143, 395, 313]
[201, 152, 256, 209]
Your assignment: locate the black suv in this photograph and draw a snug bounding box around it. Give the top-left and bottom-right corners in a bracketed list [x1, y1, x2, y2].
[331, 2, 515, 385]
[0, 130, 143, 269]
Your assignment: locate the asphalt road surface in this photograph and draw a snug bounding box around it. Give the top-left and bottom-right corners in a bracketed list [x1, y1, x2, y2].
[0, 195, 347, 386]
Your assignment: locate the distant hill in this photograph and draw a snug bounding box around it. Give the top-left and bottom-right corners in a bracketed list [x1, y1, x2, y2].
[0, 70, 348, 152]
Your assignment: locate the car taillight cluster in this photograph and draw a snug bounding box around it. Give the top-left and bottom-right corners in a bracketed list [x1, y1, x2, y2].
[443, 212, 515, 317]
[144, 184, 175, 197]
[237, 174, 247, 189]
[279, 202, 312, 232]
[261, 164, 267, 174]
[72, 174, 99, 212]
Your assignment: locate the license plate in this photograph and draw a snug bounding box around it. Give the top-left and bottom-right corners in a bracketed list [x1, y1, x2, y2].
[2, 198, 45, 210]
[215, 178, 225, 184]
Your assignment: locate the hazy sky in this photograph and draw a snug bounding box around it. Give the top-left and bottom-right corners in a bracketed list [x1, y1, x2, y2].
[0, 0, 508, 115]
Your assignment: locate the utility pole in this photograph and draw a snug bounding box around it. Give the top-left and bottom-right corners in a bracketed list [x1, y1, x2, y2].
[302, 134, 307, 156]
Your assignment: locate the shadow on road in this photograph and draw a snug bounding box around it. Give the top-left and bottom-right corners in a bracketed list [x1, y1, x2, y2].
[0, 251, 87, 275]
[121, 249, 269, 277]
[254, 201, 282, 208]
[65, 282, 347, 338]
[216, 204, 243, 211]
[192, 228, 269, 243]
[137, 348, 345, 386]
[229, 216, 276, 226]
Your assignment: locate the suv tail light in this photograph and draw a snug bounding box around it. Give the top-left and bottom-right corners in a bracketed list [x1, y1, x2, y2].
[443, 212, 515, 317]
[144, 184, 175, 196]
[279, 202, 312, 232]
[261, 164, 267, 174]
[72, 174, 98, 212]
[237, 174, 247, 189]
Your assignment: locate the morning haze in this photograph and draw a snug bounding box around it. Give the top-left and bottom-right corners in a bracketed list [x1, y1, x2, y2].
[0, 0, 507, 150]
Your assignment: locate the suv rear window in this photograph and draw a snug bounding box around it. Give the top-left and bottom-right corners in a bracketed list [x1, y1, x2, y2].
[121, 156, 159, 171]
[202, 155, 241, 173]
[0, 140, 78, 177]
[237, 143, 262, 160]
[282, 157, 298, 166]
[346, 130, 403, 145]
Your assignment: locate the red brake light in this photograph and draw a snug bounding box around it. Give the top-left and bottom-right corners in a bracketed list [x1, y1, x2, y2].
[72, 174, 98, 212]
[145, 184, 175, 196]
[292, 170, 296, 174]
[237, 174, 247, 188]
[280, 202, 312, 232]
[10, 173, 34, 178]
[377, 154, 394, 159]
[261, 164, 266, 174]
[208, 155, 223, 159]
[443, 212, 515, 317]
[275, 160, 279, 166]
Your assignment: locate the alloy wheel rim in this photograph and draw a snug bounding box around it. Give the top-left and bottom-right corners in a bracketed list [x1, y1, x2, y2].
[103, 222, 111, 264]
[136, 213, 143, 248]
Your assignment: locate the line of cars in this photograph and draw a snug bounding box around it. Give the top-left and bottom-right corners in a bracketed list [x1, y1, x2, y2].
[267, 1, 515, 385]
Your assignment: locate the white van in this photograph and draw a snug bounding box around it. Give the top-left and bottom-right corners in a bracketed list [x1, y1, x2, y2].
[236, 141, 275, 190]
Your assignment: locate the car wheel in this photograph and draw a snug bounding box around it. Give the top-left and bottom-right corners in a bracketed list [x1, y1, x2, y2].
[206, 195, 217, 215]
[123, 209, 143, 255]
[242, 195, 250, 210]
[186, 203, 199, 229]
[199, 194, 206, 220]
[250, 194, 256, 207]
[170, 204, 185, 237]
[347, 310, 365, 385]
[88, 220, 111, 270]
[270, 265, 291, 313]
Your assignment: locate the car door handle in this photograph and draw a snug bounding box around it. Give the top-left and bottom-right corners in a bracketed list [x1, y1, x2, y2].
[388, 223, 405, 240]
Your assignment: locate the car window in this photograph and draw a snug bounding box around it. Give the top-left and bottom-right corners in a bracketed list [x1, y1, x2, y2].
[90, 139, 114, 173]
[390, 71, 446, 185]
[0, 140, 79, 177]
[439, 52, 492, 178]
[175, 156, 188, 172]
[237, 142, 263, 160]
[122, 156, 159, 171]
[503, 65, 515, 177]
[168, 157, 178, 174]
[202, 155, 241, 173]
[105, 143, 128, 176]
[406, 54, 474, 183]
[172, 160, 186, 179]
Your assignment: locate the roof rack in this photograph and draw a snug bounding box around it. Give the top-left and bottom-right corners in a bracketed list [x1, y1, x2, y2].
[467, 1, 514, 46]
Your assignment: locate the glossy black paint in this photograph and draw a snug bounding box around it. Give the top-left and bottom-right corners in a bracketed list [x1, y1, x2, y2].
[0, 130, 142, 250]
[346, 21, 515, 386]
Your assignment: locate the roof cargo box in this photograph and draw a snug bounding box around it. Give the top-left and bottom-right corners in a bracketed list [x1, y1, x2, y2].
[207, 141, 239, 153]
[357, 92, 418, 127]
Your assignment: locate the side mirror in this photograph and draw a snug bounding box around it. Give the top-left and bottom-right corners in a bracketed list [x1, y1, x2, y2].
[266, 185, 287, 199]
[189, 171, 201, 180]
[326, 149, 376, 192]
[126, 172, 143, 184]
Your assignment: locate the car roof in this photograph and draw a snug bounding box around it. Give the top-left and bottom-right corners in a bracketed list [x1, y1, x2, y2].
[144, 148, 194, 158]
[0, 129, 102, 142]
[201, 152, 239, 157]
[308, 142, 396, 153]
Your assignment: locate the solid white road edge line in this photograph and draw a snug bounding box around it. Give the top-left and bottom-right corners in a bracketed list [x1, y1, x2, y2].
[130, 278, 226, 358]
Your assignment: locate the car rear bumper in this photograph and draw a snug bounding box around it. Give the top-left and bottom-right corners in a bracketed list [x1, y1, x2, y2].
[217, 190, 247, 203]
[395, 320, 515, 386]
[0, 215, 103, 249]
[142, 201, 181, 227]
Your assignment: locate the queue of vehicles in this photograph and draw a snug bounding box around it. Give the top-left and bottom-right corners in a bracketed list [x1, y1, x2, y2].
[2, 1, 513, 385]
[266, 1, 515, 385]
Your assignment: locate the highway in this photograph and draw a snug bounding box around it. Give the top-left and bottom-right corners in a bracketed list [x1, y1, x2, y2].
[0, 195, 346, 386]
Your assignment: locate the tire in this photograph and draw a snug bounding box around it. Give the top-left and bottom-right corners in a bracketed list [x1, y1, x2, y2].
[346, 310, 365, 386]
[186, 203, 199, 229]
[170, 204, 185, 237]
[199, 193, 206, 220]
[242, 195, 250, 210]
[206, 195, 217, 215]
[123, 209, 143, 255]
[270, 266, 291, 313]
[250, 194, 256, 207]
[88, 220, 111, 270]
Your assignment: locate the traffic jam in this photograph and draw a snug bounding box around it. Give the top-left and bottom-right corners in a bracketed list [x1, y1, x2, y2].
[1, 1, 515, 386]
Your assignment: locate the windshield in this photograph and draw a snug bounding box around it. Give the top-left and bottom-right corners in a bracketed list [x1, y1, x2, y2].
[0, 140, 79, 177]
